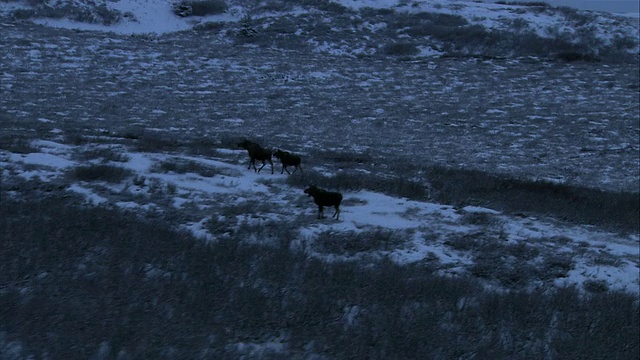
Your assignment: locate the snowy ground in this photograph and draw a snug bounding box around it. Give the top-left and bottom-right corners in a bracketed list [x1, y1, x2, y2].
[3, 0, 638, 38]
[0, 0, 638, 295]
[2, 139, 638, 293]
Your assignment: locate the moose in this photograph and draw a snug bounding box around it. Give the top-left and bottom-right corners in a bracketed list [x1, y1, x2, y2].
[304, 185, 343, 221]
[273, 149, 303, 175]
[238, 139, 274, 174]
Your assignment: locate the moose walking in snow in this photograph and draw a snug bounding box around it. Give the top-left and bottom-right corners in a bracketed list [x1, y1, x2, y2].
[273, 149, 303, 175]
[238, 139, 274, 174]
[304, 185, 343, 220]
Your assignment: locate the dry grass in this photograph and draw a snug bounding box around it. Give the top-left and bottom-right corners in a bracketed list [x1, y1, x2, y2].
[0, 193, 637, 359]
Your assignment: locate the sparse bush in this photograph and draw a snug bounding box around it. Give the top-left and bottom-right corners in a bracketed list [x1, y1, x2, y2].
[611, 34, 638, 52]
[509, 17, 530, 32]
[287, 168, 429, 201]
[147, 177, 166, 194]
[512, 31, 555, 55]
[445, 231, 579, 289]
[444, 232, 484, 252]
[403, 22, 501, 56]
[583, 279, 609, 293]
[495, 1, 549, 6]
[120, 132, 140, 140]
[425, 165, 639, 233]
[63, 132, 87, 146]
[189, 0, 228, 16]
[301, 0, 349, 14]
[426, 12, 469, 27]
[388, 8, 625, 61]
[237, 14, 259, 39]
[401, 22, 437, 37]
[150, 158, 219, 177]
[382, 42, 420, 57]
[135, 132, 180, 152]
[256, 1, 294, 13]
[557, 48, 599, 62]
[557, 6, 592, 25]
[359, 7, 395, 17]
[589, 252, 623, 267]
[393, 12, 468, 33]
[460, 211, 499, 226]
[270, 36, 309, 51]
[206, 214, 234, 236]
[172, 0, 228, 17]
[452, 24, 499, 51]
[0, 176, 66, 196]
[205, 200, 290, 239]
[75, 147, 130, 163]
[0, 137, 38, 154]
[166, 182, 177, 195]
[178, 137, 221, 158]
[312, 229, 406, 255]
[0, 194, 638, 359]
[68, 164, 133, 183]
[11, 8, 36, 20]
[600, 34, 640, 62]
[264, 16, 299, 35]
[193, 21, 225, 32]
[220, 199, 275, 218]
[235, 15, 306, 49]
[92, 4, 122, 25]
[472, 257, 532, 287]
[506, 242, 540, 261]
[542, 253, 575, 279]
[321, 150, 374, 165]
[536, 235, 572, 246]
[18, 1, 122, 25]
[469, 242, 544, 287]
[132, 174, 146, 187]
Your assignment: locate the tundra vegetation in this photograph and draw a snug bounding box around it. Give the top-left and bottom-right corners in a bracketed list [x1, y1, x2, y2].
[0, 191, 638, 359]
[0, 0, 638, 358]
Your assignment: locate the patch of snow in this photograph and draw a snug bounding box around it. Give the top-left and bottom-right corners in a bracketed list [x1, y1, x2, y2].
[416, 45, 445, 57]
[461, 205, 501, 214]
[8, 152, 75, 169]
[181, 217, 215, 242]
[26, 0, 242, 34]
[68, 184, 109, 205]
[2, 138, 637, 293]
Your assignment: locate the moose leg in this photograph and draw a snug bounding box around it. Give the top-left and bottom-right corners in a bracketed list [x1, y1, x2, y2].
[257, 160, 267, 173]
[318, 205, 324, 219]
[332, 206, 340, 220]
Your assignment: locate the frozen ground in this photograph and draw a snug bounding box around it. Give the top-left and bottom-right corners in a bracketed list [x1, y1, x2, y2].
[0, 0, 638, 295]
[0, 2, 639, 358]
[1, 138, 638, 293]
[1, 0, 639, 192]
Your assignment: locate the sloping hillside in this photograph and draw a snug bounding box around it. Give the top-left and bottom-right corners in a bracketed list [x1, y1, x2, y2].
[2, 0, 638, 61]
[0, 0, 638, 358]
